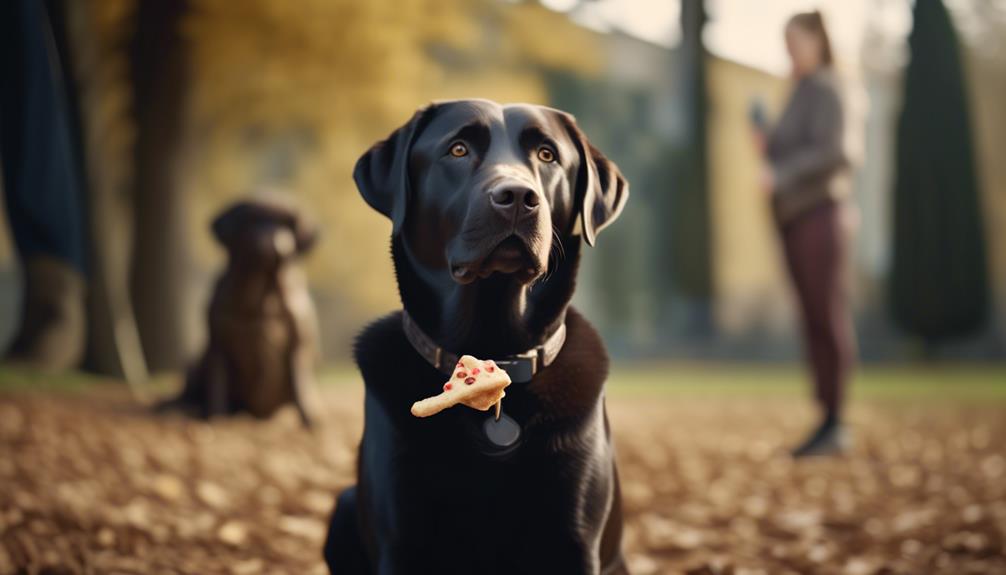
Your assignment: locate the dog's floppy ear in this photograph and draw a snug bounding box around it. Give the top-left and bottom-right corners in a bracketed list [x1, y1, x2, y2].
[558, 113, 629, 246]
[212, 203, 247, 247]
[354, 104, 438, 235]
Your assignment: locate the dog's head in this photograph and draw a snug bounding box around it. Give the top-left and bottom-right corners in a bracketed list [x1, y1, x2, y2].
[355, 100, 627, 286]
[212, 198, 318, 269]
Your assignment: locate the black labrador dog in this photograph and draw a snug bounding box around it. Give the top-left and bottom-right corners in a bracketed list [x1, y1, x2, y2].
[164, 198, 322, 427]
[325, 100, 629, 574]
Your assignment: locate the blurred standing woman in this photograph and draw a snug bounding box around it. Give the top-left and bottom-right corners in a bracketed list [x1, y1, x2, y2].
[755, 11, 857, 457]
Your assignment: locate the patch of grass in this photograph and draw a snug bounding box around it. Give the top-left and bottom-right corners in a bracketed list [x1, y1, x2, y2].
[0, 365, 103, 394]
[319, 366, 363, 388]
[607, 361, 1006, 403]
[0, 366, 180, 399]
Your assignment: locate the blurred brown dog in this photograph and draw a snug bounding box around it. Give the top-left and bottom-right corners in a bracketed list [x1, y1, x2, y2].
[163, 198, 322, 427]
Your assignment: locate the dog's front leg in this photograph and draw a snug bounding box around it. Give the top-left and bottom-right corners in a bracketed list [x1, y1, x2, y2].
[204, 351, 230, 418]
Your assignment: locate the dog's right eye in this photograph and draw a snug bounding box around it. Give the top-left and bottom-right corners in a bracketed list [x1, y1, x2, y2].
[449, 142, 469, 158]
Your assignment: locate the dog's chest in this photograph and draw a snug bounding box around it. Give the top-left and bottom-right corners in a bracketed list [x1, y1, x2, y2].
[213, 293, 294, 396]
[216, 307, 290, 349]
[359, 384, 612, 564]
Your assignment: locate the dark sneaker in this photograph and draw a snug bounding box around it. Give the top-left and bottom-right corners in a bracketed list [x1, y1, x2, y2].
[791, 421, 850, 458]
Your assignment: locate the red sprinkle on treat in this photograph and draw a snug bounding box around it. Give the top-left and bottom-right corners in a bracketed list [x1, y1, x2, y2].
[465, 377, 475, 385]
[444, 382, 453, 391]
[456, 372, 467, 378]
[472, 368, 480, 376]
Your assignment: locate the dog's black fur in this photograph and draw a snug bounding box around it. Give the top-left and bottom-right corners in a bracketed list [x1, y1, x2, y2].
[325, 100, 629, 574]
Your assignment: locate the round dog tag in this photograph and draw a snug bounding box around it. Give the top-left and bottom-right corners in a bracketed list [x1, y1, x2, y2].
[483, 412, 521, 448]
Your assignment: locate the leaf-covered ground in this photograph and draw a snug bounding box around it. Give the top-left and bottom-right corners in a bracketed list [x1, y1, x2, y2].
[1, 366, 1004, 574]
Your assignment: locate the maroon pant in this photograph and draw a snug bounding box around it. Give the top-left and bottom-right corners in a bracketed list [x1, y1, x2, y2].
[781, 202, 856, 416]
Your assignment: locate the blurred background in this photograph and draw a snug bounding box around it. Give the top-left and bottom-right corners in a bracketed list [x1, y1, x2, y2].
[2, 0, 1004, 374]
[2, 1, 1006, 573]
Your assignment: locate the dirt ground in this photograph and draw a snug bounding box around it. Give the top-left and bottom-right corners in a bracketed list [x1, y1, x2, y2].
[1, 383, 1004, 575]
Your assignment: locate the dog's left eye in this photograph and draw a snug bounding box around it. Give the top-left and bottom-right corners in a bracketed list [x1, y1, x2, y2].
[449, 142, 469, 158]
[537, 146, 556, 163]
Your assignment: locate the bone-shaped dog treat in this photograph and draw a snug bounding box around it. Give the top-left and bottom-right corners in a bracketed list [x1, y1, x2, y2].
[410, 355, 511, 418]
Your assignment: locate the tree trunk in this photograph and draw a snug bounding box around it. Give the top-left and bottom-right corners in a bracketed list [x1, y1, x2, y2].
[64, 0, 148, 382]
[129, 0, 195, 372]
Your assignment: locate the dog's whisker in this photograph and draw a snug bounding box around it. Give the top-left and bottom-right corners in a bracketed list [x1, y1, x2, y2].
[551, 227, 566, 262]
[538, 244, 562, 287]
[529, 228, 564, 287]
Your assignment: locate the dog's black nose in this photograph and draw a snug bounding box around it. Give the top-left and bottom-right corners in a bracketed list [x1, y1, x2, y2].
[489, 186, 539, 219]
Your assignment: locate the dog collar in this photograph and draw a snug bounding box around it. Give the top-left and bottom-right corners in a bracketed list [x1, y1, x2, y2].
[401, 310, 566, 383]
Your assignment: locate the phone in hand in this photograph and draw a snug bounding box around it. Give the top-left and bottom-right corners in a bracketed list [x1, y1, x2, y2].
[749, 97, 768, 133]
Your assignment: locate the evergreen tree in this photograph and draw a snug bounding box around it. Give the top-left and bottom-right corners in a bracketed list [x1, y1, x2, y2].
[890, 0, 988, 342]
